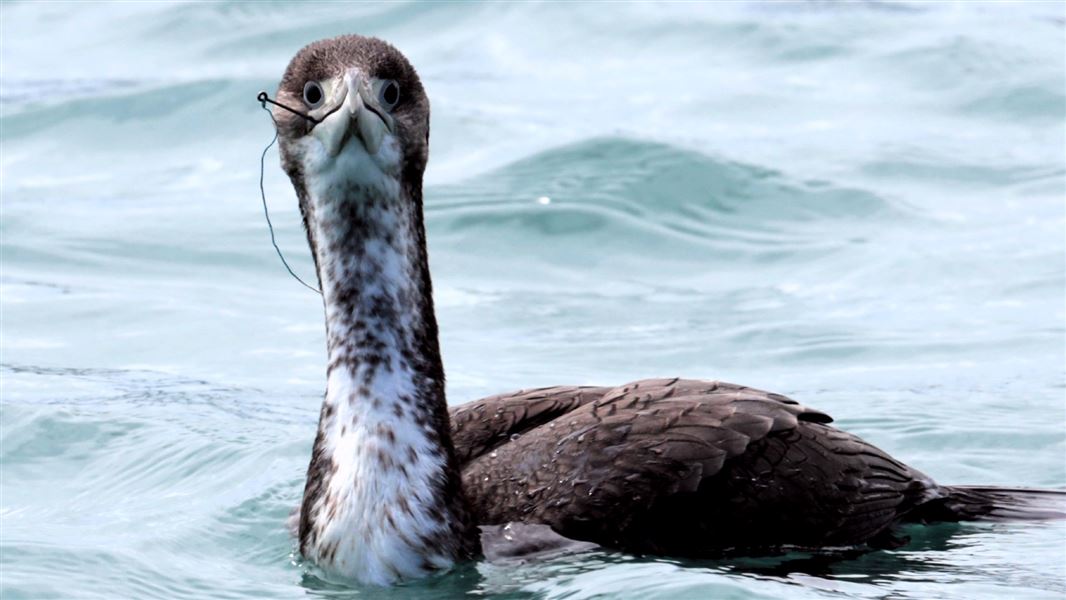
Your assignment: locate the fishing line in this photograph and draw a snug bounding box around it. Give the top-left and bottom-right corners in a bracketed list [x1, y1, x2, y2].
[257, 91, 322, 295]
[257, 91, 322, 125]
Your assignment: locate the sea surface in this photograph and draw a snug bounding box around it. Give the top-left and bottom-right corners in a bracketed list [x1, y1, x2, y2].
[2, 2, 1065, 599]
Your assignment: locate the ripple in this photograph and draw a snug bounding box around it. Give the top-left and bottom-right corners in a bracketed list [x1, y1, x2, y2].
[3, 2, 1064, 599]
[428, 138, 906, 262]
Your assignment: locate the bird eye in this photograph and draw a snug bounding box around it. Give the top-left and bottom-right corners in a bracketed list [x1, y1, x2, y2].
[303, 81, 324, 109]
[378, 80, 400, 110]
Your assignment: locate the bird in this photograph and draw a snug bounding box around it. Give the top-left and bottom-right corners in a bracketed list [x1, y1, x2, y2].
[267, 34, 1064, 586]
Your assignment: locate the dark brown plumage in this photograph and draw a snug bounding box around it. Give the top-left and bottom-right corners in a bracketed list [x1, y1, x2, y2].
[453, 378, 929, 555]
[273, 34, 1064, 585]
[450, 379, 1064, 556]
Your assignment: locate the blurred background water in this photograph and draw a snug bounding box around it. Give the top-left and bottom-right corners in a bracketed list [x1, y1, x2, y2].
[2, 2, 1065, 599]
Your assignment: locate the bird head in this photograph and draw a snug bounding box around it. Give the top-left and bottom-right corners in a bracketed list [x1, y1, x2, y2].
[273, 35, 430, 198]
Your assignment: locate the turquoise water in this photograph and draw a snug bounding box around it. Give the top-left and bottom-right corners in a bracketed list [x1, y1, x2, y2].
[3, 1, 1065, 598]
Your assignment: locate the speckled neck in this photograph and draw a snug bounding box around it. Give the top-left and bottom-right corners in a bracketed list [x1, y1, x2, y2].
[295, 176, 479, 583]
[309, 180, 440, 390]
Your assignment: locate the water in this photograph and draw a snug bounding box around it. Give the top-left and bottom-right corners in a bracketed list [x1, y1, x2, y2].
[2, 2, 1064, 598]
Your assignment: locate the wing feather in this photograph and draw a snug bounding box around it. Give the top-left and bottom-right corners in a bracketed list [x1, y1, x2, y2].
[453, 378, 929, 553]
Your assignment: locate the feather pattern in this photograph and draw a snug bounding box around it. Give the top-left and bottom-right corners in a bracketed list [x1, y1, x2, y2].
[456, 377, 939, 554]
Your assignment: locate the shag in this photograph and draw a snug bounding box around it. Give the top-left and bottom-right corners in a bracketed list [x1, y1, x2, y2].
[269, 35, 1064, 585]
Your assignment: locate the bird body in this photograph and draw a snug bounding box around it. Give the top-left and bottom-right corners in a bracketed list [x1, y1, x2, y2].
[453, 378, 931, 555]
[269, 35, 1064, 586]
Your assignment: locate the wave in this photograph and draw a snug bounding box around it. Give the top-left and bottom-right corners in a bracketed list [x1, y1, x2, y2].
[426, 137, 908, 261]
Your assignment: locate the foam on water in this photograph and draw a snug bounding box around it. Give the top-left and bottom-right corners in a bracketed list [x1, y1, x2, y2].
[2, 2, 1064, 599]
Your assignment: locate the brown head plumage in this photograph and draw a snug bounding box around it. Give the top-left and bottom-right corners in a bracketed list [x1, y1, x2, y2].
[274, 35, 430, 193]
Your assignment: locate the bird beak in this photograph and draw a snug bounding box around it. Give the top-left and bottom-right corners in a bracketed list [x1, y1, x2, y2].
[312, 69, 393, 157]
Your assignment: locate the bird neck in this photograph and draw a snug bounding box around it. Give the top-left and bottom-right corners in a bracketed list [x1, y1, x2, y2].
[296, 174, 478, 584]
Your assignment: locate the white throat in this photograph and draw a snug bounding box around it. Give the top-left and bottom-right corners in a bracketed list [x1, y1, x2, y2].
[296, 153, 475, 585]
